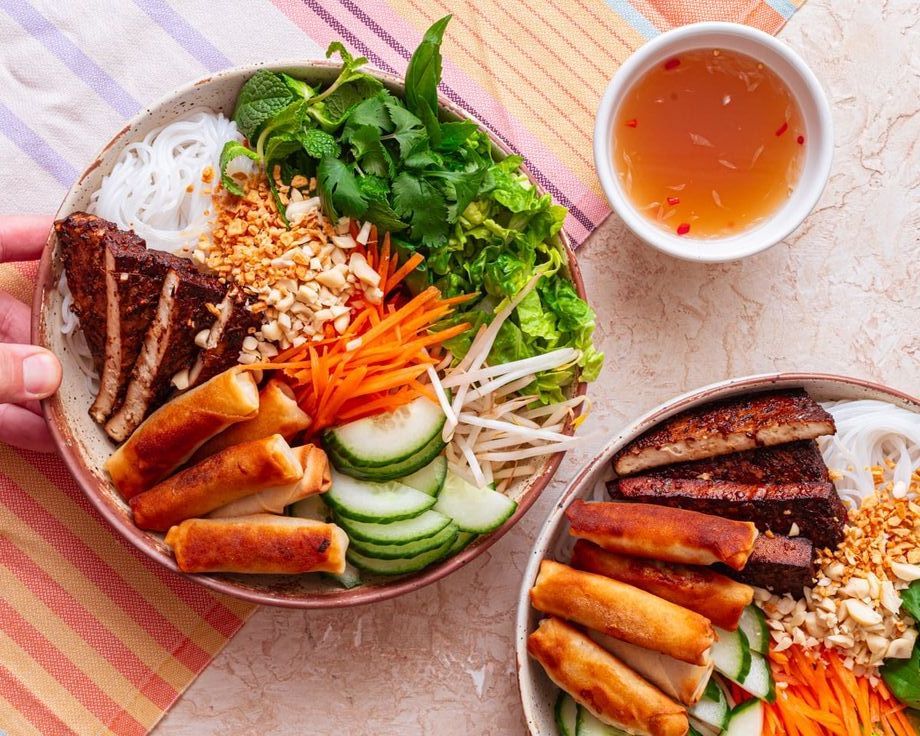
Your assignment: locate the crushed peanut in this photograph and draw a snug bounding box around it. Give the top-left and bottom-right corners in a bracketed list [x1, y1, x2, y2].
[195, 174, 380, 361]
[759, 473, 920, 678]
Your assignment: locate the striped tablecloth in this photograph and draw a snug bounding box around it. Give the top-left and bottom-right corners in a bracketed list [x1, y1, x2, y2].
[0, 1, 802, 734]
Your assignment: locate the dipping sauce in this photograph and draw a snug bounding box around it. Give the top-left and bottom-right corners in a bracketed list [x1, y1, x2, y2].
[614, 48, 805, 239]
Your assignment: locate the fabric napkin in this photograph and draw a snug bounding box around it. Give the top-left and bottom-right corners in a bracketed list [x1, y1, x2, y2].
[0, 1, 803, 733]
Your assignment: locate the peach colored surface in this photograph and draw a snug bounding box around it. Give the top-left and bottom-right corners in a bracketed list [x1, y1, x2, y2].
[155, 0, 920, 732]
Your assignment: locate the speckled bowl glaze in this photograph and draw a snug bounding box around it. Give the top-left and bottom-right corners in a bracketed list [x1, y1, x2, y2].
[514, 372, 919, 735]
[31, 61, 588, 608]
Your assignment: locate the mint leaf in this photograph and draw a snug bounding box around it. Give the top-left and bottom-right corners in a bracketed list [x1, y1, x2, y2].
[281, 73, 314, 101]
[358, 174, 390, 201]
[263, 132, 301, 165]
[392, 172, 448, 246]
[254, 100, 307, 158]
[299, 128, 341, 159]
[404, 16, 451, 145]
[219, 140, 260, 196]
[233, 70, 295, 139]
[317, 157, 368, 221]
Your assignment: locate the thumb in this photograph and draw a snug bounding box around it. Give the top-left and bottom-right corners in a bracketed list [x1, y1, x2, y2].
[0, 344, 62, 403]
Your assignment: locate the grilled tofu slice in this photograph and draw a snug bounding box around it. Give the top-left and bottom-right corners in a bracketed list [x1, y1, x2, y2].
[56, 213, 112, 374]
[618, 440, 830, 485]
[90, 230, 170, 422]
[187, 289, 261, 388]
[105, 261, 225, 442]
[721, 535, 816, 595]
[610, 477, 847, 549]
[613, 390, 836, 476]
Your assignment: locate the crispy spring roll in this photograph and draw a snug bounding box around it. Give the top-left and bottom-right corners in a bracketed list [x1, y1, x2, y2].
[207, 445, 331, 518]
[571, 540, 754, 630]
[588, 630, 713, 707]
[191, 378, 311, 462]
[528, 617, 688, 736]
[567, 500, 758, 571]
[130, 434, 302, 531]
[530, 560, 713, 665]
[165, 515, 348, 574]
[107, 367, 260, 499]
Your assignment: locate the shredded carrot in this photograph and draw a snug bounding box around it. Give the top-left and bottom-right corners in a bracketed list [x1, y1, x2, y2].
[766, 645, 917, 736]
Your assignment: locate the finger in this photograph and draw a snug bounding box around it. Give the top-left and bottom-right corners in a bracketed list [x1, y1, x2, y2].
[0, 215, 54, 263]
[0, 291, 31, 343]
[0, 402, 57, 452]
[0, 344, 62, 403]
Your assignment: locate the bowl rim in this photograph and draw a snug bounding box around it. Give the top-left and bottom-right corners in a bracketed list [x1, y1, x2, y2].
[593, 21, 834, 263]
[31, 59, 588, 609]
[513, 371, 920, 733]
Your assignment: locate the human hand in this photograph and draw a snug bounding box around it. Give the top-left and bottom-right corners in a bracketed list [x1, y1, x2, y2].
[0, 215, 62, 451]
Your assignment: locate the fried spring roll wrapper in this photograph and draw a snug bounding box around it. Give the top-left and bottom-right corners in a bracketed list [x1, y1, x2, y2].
[207, 445, 331, 518]
[571, 540, 754, 631]
[191, 379, 311, 462]
[107, 368, 259, 499]
[588, 630, 713, 707]
[165, 515, 348, 574]
[130, 434, 302, 531]
[530, 560, 714, 665]
[527, 617, 688, 736]
[566, 500, 758, 571]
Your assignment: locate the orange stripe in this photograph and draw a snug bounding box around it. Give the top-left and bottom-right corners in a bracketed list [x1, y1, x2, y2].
[0, 664, 78, 736]
[27, 449, 254, 633]
[0, 598, 148, 736]
[0, 477, 217, 673]
[0, 691, 45, 736]
[1, 539, 180, 709]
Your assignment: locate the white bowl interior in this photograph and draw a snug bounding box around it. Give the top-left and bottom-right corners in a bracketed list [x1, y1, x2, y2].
[514, 373, 920, 734]
[37, 62, 581, 606]
[593, 22, 833, 263]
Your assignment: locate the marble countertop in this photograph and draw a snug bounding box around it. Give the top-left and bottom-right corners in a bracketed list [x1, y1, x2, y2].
[156, 0, 920, 732]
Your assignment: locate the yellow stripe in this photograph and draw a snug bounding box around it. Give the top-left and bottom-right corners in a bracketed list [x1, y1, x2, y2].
[0, 496, 196, 690]
[0, 630, 112, 736]
[1, 447, 232, 656]
[0, 568, 162, 729]
[0, 264, 34, 303]
[0, 692, 45, 736]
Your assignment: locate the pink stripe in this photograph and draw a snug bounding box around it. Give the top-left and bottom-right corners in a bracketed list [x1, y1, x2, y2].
[270, 0, 607, 244]
[0, 663, 78, 736]
[22, 449, 247, 640]
[0, 471, 216, 673]
[1, 539, 178, 711]
[0, 597, 148, 736]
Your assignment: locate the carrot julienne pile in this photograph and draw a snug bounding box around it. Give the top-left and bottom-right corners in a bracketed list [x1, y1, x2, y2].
[764, 645, 916, 736]
[272, 229, 472, 434]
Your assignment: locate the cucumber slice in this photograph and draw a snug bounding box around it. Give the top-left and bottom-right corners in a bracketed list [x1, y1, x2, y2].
[325, 562, 362, 589]
[711, 626, 752, 684]
[330, 433, 446, 481]
[325, 471, 436, 522]
[723, 699, 763, 736]
[399, 455, 447, 496]
[739, 606, 769, 655]
[737, 652, 775, 703]
[348, 523, 459, 560]
[346, 535, 455, 575]
[433, 472, 517, 533]
[324, 396, 445, 467]
[336, 509, 452, 545]
[288, 495, 331, 522]
[444, 531, 477, 556]
[575, 706, 630, 736]
[690, 679, 730, 732]
[555, 692, 577, 736]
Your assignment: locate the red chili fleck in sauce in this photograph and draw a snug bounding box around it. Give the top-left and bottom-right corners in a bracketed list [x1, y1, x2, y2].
[775, 121, 789, 137]
[625, 118, 638, 128]
[664, 58, 681, 71]
[676, 223, 691, 235]
[797, 135, 805, 145]
[667, 196, 680, 206]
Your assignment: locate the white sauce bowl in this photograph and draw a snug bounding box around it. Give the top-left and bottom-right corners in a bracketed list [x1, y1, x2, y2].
[594, 22, 833, 263]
